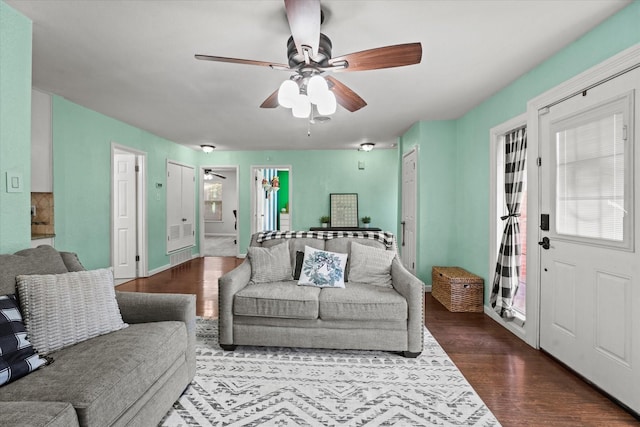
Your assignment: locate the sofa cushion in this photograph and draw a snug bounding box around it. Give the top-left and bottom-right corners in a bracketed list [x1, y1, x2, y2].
[261, 237, 326, 269]
[0, 321, 186, 427]
[348, 241, 395, 288]
[16, 268, 128, 355]
[298, 246, 348, 288]
[325, 238, 388, 281]
[319, 282, 408, 321]
[234, 281, 320, 319]
[293, 250, 304, 280]
[0, 295, 47, 386]
[0, 401, 79, 427]
[59, 252, 85, 272]
[248, 242, 292, 283]
[0, 246, 69, 296]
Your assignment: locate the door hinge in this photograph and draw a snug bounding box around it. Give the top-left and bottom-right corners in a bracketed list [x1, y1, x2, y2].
[135, 255, 140, 262]
[623, 125, 628, 141]
[537, 157, 542, 167]
[135, 165, 140, 172]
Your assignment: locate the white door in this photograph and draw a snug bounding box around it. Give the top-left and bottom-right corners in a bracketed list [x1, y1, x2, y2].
[254, 169, 265, 234]
[112, 153, 137, 279]
[539, 67, 639, 413]
[167, 161, 195, 252]
[401, 148, 418, 274]
[181, 165, 195, 246]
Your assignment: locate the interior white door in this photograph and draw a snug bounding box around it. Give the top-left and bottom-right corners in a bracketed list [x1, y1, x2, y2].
[539, 67, 639, 413]
[166, 161, 195, 252]
[254, 169, 265, 234]
[112, 153, 137, 279]
[401, 148, 418, 274]
[181, 165, 195, 246]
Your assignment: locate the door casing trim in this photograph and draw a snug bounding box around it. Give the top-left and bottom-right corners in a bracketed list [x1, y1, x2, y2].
[110, 142, 148, 280]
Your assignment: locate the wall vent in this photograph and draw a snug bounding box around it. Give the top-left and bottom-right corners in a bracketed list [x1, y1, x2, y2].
[169, 248, 191, 267]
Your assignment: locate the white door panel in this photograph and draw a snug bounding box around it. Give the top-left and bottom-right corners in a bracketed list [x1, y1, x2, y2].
[401, 149, 418, 274]
[113, 153, 136, 279]
[539, 67, 639, 412]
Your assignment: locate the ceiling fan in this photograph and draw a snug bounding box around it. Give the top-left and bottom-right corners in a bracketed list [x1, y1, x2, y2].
[195, 0, 422, 115]
[204, 169, 226, 179]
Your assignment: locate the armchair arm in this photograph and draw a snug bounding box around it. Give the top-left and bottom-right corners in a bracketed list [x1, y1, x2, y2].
[391, 257, 425, 354]
[218, 259, 251, 345]
[115, 291, 196, 379]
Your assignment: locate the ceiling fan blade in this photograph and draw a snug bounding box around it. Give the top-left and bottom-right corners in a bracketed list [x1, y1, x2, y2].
[212, 173, 227, 179]
[284, 0, 321, 57]
[260, 88, 280, 108]
[328, 42, 422, 72]
[326, 76, 367, 112]
[195, 54, 290, 70]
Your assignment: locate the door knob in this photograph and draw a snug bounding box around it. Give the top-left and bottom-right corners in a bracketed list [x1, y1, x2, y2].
[538, 236, 550, 250]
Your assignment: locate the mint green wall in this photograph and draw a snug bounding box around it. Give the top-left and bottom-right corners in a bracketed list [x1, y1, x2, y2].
[51, 95, 399, 267]
[402, 2, 640, 296]
[198, 149, 399, 254]
[0, 2, 32, 253]
[52, 97, 200, 270]
[400, 121, 456, 282]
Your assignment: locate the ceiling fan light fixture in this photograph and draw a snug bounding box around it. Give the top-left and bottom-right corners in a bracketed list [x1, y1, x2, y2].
[200, 144, 215, 153]
[292, 95, 311, 118]
[360, 142, 375, 152]
[317, 90, 336, 116]
[307, 75, 328, 105]
[278, 79, 299, 108]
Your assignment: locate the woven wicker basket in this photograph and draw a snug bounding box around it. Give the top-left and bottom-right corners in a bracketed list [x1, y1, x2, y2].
[431, 266, 484, 312]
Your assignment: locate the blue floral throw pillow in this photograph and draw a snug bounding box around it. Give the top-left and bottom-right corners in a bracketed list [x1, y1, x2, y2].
[298, 246, 348, 288]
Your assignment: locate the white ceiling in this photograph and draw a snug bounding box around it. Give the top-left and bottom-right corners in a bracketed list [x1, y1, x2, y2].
[8, 0, 631, 151]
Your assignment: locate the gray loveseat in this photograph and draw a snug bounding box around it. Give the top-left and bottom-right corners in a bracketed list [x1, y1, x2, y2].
[0, 245, 195, 427]
[219, 231, 424, 357]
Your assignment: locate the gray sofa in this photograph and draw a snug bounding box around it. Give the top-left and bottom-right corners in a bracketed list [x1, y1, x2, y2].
[219, 232, 424, 357]
[0, 245, 196, 427]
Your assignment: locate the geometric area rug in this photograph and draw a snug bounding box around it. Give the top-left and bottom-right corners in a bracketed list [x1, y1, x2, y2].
[160, 318, 501, 426]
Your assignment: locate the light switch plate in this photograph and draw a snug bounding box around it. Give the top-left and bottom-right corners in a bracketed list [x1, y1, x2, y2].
[358, 161, 365, 170]
[6, 171, 23, 193]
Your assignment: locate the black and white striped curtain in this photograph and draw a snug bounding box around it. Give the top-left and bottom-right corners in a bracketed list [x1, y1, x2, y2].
[490, 127, 527, 320]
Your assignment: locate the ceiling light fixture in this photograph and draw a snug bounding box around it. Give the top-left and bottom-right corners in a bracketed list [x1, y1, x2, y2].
[278, 74, 336, 119]
[360, 143, 375, 152]
[200, 144, 215, 153]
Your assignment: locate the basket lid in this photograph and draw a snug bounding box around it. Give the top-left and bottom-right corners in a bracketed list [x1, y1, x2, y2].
[433, 266, 483, 283]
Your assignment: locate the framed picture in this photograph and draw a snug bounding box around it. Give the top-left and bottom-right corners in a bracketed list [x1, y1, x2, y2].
[330, 193, 359, 228]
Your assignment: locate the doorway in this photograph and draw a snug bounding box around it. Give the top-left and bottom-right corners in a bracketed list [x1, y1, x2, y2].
[200, 166, 239, 257]
[401, 148, 418, 275]
[111, 144, 147, 281]
[537, 66, 639, 413]
[250, 166, 292, 235]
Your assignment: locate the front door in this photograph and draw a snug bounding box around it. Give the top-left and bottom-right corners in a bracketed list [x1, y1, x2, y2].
[539, 67, 639, 413]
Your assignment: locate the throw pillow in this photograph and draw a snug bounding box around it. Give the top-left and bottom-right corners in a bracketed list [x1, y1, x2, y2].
[16, 268, 128, 355]
[0, 294, 47, 387]
[293, 250, 304, 280]
[348, 241, 395, 288]
[248, 241, 293, 283]
[298, 246, 348, 288]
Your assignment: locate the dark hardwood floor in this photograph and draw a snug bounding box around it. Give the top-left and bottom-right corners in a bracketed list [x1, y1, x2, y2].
[117, 257, 639, 426]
